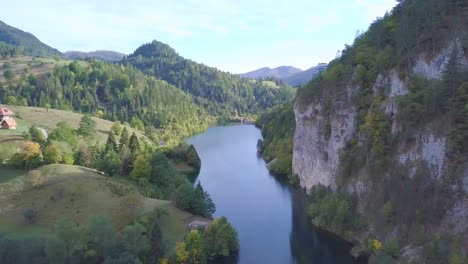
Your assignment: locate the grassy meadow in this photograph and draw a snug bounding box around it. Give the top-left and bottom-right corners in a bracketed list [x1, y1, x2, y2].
[0, 164, 197, 249]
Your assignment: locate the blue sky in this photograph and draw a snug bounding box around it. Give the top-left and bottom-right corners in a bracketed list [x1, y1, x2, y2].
[1, 0, 397, 73]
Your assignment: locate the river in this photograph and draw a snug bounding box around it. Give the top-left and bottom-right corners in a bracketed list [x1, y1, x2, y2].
[187, 124, 363, 264]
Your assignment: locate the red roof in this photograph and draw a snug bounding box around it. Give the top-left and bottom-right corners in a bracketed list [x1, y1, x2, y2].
[0, 108, 14, 116]
[2, 118, 17, 128]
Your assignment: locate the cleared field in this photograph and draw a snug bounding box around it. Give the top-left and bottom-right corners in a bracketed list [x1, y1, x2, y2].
[0, 164, 195, 247]
[0, 104, 148, 144]
[0, 56, 79, 84]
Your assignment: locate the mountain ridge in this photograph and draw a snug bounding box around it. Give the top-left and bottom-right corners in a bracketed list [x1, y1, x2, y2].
[240, 66, 302, 79]
[122, 40, 296, 116]
[64, 50, 126, 62]
[241, 63, 327, 86]
[0, 20, 61, 57]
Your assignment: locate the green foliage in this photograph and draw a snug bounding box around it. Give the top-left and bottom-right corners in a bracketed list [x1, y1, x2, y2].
[369, 251, 395, 264]
[166, 143, 201, 170]
[123, 40, 295, 117]
[0, 59, 210, 143]
[105, 132, 118, 153]
[128, 132, 139, 154]
[204, 217, 239, 258]
[256, 103, 295, 177]
[3, 69, 13, 81]
[122, 224, 149, 259]
[173, 182, 215, 218]
[0, 233, 48, 264]
[308, 185, 365, 237]
[0, 20, 61, 57]
[28, 125, 46, 145]
[0, 41, 22, 58]
[184, 229, 205, 264]
[49, 121, 79, 148]
[148, 220, 165, 264]
[23, 208, 39, 224]
[43, 144, 63, 164]
[77, 114, 97, 140]
[119, 127, 130, 150]
[449, 82, 468, 159]
[111, 122, 122, 136]
[96, 150, 122, 176]
[422, 234, 454, 264]
[130, 155, 151, 180]
[45, 219, 82, 264]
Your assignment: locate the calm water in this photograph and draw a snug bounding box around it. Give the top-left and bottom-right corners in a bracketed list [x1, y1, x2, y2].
[187, 125, 362, 264]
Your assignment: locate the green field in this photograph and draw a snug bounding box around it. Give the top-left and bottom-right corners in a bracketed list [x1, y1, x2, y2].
[0, 56, 78, 84]
[0, 104, 148, 145]
[0, 164, 200, 248]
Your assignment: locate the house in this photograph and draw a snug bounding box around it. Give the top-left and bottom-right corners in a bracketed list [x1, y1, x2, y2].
[1, 118, 17, 129]
[0, 107, 17, 129]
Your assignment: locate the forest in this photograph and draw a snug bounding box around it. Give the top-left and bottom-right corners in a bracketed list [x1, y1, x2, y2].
[258, 0, 468, 262]
[122, 40, 296, 117]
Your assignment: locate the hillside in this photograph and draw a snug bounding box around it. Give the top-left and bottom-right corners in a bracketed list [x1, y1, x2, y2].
[0, 58, 209, 144]
[258, 0, 468, 262]
[241, 64, 327, 86]
[240, 66, 302, 79]
[0, 20, 61, 57]
[65, 50, 126, 62]
[0, 164, 201, 250]
[122, 40, 296, 117]
[0, 56, 75, 84]
[282, 63, 327, 86]
[0, 105, 147, 143]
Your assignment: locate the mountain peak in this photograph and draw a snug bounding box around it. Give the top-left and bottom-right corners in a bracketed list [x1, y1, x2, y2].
[129, 40, 178, 59]
[241, 66, 302, 79]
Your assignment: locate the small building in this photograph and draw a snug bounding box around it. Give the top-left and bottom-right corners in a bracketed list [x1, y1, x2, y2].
[0, 107, 17, 129]
[1, 118, 17, 129]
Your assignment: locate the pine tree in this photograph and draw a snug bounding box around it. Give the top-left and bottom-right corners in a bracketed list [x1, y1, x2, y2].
[119, 127, 130, 151]
[129, 132, 139, 153]
[105, 133, 118, 153]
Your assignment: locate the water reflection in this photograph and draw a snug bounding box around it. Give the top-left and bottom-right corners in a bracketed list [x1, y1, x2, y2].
[187, 125, 363, 264]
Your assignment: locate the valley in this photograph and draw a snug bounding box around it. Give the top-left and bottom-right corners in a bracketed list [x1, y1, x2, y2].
[0, 0, 467, 263]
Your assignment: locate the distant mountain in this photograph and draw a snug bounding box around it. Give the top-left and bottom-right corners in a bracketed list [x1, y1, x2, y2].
[0, 20, 61, 57]
[282, 63, 327, 86]
[122, 40, 295, 116]
[240, 66, 302, 79]
[65, 50, 126, 62]
[241, 63, 327, 86]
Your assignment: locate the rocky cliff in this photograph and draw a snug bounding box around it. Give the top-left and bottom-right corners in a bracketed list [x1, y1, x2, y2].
[293, 38, 468, 261]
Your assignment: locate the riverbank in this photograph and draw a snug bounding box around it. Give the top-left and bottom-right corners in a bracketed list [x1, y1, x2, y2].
[187, 125, 362, 263]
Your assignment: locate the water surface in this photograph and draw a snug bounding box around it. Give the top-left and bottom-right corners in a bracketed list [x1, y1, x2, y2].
[187, 125, 362, 264]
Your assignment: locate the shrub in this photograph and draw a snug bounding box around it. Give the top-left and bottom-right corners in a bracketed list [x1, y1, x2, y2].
[23, 209, 39, 224]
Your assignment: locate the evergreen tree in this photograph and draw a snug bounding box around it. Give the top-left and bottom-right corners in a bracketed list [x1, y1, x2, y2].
[128, 132, 139, 153]
[77, 114, 97, 140]
[119, 127, 130, 151]
[105, 133, 118, 153]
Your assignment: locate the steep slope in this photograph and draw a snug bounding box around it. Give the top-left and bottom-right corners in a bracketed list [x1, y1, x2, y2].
[282, 63, 327, 86]
[240, 66, 303, 79]
[0, 59, 209, 144]
[65, 50, 126, 62]
[122, 40, 295, 116]
[259, 0, 468, 262]
[0, 20, 61, 57]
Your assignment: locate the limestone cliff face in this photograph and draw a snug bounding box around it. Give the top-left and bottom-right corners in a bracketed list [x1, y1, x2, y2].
[293, 87, 356, 190]
[293, 40, 466, 190]
[292, 40, 468, 244]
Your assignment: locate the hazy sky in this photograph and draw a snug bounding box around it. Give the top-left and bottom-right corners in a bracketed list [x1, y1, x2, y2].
[1, 0, 397, 73]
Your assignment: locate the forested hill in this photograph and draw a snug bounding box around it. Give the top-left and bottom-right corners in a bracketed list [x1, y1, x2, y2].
[0, 59, 209, 144]
[0, 20, 61, 57]
[258, 0, 468, 262]
[122, 40, 296, 117]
